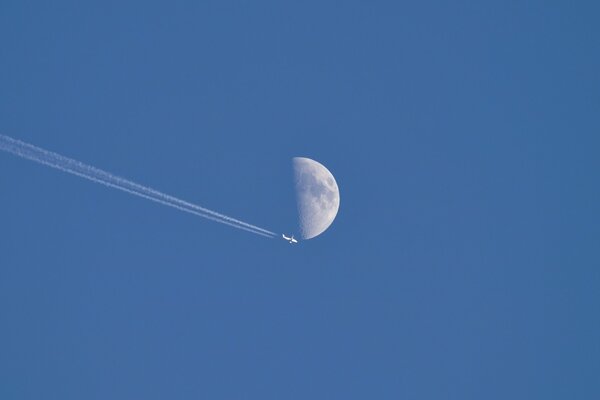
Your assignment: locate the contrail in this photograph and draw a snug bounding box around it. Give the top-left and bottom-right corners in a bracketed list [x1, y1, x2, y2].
[0, 134, 276, 238]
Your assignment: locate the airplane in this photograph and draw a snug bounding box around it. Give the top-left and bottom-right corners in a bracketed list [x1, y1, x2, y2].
[282, 234, 298, 244]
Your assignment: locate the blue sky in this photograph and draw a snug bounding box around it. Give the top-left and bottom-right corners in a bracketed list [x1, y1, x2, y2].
[1, 1, 599, 398]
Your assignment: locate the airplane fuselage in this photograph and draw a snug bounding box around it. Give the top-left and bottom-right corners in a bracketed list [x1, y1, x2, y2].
[282, 234, 298, 244]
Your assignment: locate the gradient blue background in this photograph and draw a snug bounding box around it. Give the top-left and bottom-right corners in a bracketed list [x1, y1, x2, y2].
[1, 1, 599, 398]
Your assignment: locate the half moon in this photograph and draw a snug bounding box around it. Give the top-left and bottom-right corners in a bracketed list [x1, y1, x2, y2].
[293, 157, 340, 240]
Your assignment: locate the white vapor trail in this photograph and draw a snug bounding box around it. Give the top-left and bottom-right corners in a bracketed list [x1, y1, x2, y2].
[0, 134, 276, 238]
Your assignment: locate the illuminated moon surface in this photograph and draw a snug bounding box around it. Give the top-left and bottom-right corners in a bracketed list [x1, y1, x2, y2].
[293, 157, 340, 240]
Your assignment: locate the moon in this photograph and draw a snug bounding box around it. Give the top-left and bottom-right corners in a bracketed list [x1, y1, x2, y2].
[293, 157, 340, 240]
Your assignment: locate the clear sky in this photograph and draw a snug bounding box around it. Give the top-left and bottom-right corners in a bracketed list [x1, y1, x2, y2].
[1, 1, 599, 399]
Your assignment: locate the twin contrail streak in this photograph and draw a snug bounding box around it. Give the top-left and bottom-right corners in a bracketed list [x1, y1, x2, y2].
[0, 134, 276, 238]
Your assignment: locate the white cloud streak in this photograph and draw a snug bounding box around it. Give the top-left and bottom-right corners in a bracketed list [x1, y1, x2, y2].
[0, 134, 275, 238]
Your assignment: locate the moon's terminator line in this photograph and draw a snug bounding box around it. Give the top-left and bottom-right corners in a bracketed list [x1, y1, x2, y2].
[0, 134, 275, 238]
